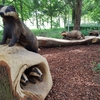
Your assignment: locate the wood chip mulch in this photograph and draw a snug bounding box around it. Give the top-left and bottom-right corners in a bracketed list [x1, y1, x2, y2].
[39, 44, 100, 100]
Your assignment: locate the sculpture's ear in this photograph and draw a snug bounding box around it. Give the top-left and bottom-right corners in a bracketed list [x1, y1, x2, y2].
[0, 5, 4, 9]
[9, 5, 16, 12]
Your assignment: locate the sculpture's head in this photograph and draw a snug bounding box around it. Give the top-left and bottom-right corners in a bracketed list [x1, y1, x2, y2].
[61, 31, 69, 36]
[0, 5, 18, 18]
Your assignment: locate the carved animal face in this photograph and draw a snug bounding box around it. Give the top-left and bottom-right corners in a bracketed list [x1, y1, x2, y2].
[0, 5, 17, 18]
[20, 73, 28, 86]
[89, 30, 99, 36]
[61, 31, 68, 36]
[29, 67, 43, 77]
[61, 31, 69, 39]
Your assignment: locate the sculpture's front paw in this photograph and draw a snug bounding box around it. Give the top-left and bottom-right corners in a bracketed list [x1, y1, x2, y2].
[9, 42, 14, 47]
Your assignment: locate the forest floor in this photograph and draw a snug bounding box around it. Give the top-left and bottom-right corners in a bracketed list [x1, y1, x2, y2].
[39, 44, 100, 100]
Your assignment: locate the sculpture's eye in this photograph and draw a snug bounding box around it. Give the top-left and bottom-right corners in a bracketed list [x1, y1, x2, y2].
[5, 6, 15, 13]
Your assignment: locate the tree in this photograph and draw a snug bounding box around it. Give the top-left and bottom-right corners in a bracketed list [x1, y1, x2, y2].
[2, 0, 5, 4]
[88, 1, 100, 23]
[73, 0, 82, 30]
[41, 0, 65, 28]
[1, 0, 100, 30]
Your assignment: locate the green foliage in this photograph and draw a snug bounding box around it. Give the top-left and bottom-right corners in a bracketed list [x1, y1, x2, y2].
[1, 0, 100, 29]
[81, 29, 89, 36]
[87, 1, 100, 23]
[93, 63, 100, 72]
[0, 30, 3, 41]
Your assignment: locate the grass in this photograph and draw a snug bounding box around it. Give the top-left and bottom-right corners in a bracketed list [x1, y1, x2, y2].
[31, 28, 65, 39]
[0, 27, 98, 40]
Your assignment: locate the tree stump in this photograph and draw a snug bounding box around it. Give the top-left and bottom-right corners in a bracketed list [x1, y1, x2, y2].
[0, 45, 53, 100]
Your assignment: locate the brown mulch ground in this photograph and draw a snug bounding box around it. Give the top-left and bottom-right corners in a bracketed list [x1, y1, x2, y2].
[39, 44, 100, 100]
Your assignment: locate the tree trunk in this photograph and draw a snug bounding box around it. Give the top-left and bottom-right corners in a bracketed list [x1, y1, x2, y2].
[73, 0, 82, 30]
[35, 11, 39, 29]
[0, 45, 53, 100]
[2, 0, 5, 4]
[50, 15, 53, 29]
[72, 8, 75, 24]
[64, 8, 67, 28]
[37, 36, 100, 47]
[20, 0, 24, 21]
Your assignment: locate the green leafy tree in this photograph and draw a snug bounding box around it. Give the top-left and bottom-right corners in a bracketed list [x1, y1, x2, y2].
[89, 1, 100, 23]
[1, 0, 100, 30]
[41, 0, 66, 28]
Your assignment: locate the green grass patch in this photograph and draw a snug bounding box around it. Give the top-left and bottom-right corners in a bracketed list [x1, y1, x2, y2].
[32, 28, 65, 39]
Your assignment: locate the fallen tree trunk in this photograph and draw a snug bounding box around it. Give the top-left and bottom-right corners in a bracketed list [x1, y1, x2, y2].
[37, 36, 100, 47]
[0, 45, 53, 100]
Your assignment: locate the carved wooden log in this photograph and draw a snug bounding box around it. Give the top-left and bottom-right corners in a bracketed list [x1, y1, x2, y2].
[0, 45, 53, 100]
[37, 36, 100, 47]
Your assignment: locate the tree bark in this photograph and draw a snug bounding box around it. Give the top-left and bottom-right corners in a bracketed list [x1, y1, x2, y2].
[0, 61, 18, 100]
[50, 15, 53, 29]
[72, 8, 75, 24]
[35, 11, 39, 29]
[73, 0, 82, 30]
[2, 0, 5, 4]
[20, 0, 24, 21]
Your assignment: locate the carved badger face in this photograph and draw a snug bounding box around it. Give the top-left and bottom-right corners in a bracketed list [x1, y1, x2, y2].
[61, 31, 69, 39]
[20, 73, 29, 86]
[0, 5, 18, 18]
[89, 30, 99, 36]
[20, 66, 43, 87]
[29, 67, 43, 77]
[28, 67, 43, 84]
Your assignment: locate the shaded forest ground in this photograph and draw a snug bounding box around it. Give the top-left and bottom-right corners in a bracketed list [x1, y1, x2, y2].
[39, 44, 100, 100]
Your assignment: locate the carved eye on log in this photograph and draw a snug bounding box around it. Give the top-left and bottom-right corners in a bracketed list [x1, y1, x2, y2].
[0, 45, 53, 100]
